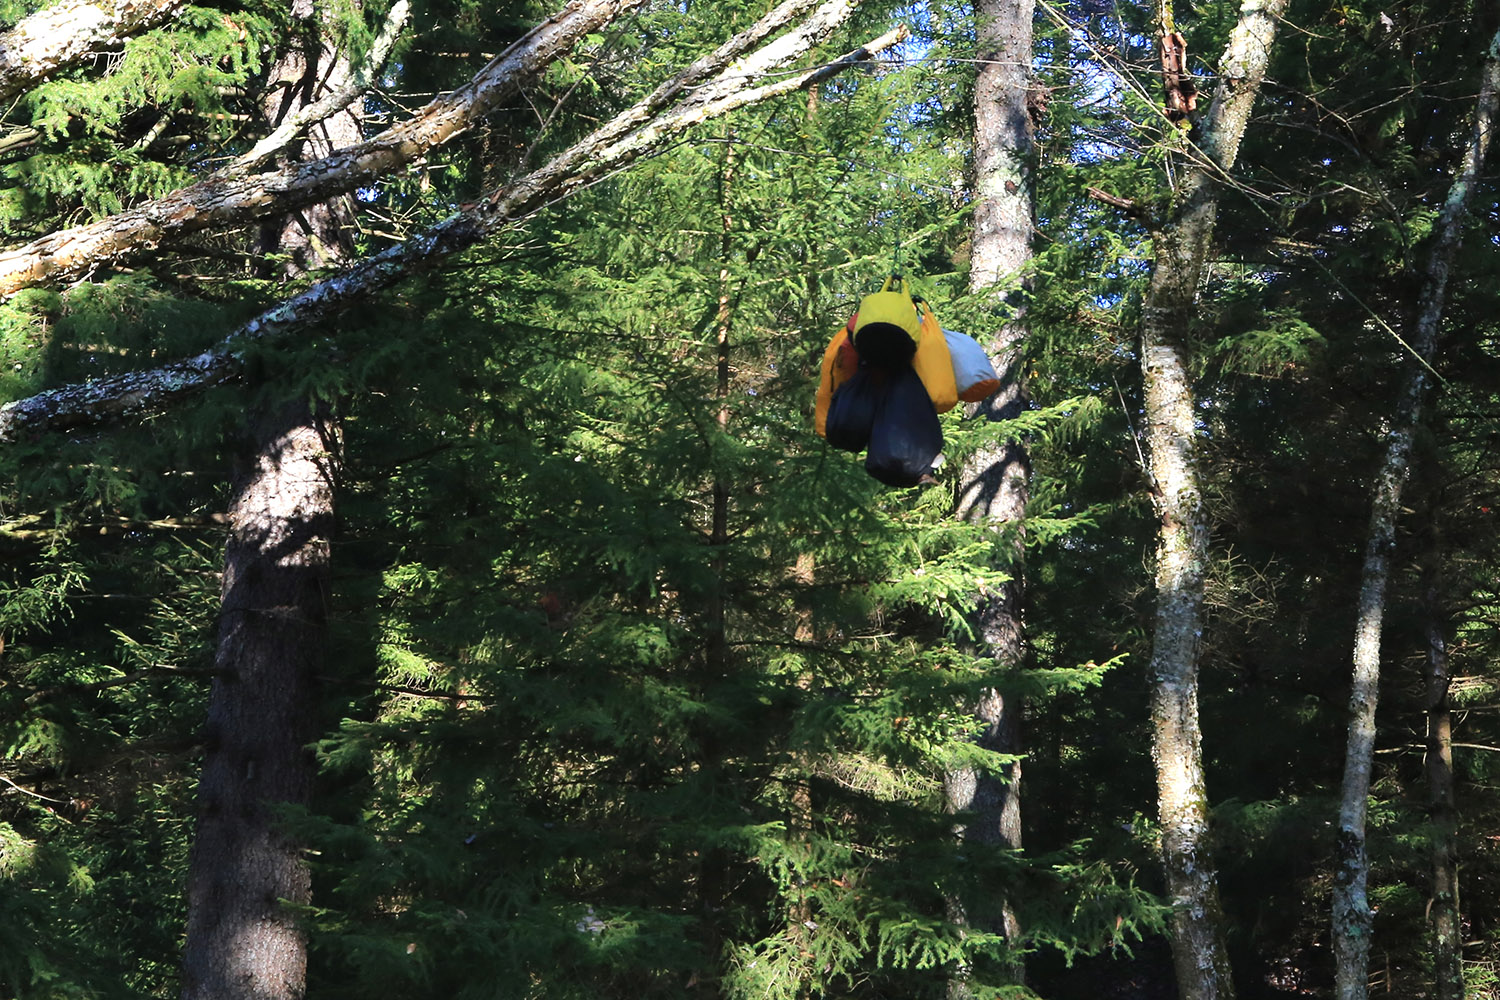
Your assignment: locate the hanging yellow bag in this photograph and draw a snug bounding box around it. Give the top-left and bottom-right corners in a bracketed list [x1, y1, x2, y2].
[912, 301, 958, 414]
[851, 276, 921, 369]
[815, 315, 860, 437]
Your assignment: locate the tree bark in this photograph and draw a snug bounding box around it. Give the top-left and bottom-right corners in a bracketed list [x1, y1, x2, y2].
[180, 11, 358, 997]
[0, 0, 186, 104]
[226, 0, 410, 177]
[1332, 28, 1500, 1000]
[180, 400, 337, 1000]
[1423, 570, 1461, 1000]
[945, 0, 1034, 992]
[0, 0, 646, 298]
[1139, 2, 1285, 998]
[0, 8, 907, 440]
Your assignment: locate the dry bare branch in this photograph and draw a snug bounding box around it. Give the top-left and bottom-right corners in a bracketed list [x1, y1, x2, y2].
[0, 6, 907, 441]
[0, 0, 186, 104]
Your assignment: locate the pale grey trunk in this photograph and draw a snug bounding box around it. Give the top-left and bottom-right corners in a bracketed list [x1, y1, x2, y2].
[1139, 2, 1286, 998]
[1423, 572, 1461, 1000]
[180, 14, 358, 999]
[945, 0, 1034, 993]
[1332, 28, 1500, 1000]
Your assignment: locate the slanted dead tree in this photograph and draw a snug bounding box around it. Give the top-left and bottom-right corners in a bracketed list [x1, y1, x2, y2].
[0, 0, 646, 297]
[0, 0, 187, 104]
[0, 1, 907, 440]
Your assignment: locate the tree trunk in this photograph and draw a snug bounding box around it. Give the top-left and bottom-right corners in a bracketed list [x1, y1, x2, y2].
[945, 0, 1034, 992]
[1423, 570, 1461, 1000]
[180, 400, 337, 1000]
[180, 12, 358, 998]
[1139, 2, 1286, 998]
[1332, 31, 1500, 1000]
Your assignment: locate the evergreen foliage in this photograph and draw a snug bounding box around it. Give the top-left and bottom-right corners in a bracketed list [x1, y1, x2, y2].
[1, 0, 1500, 997]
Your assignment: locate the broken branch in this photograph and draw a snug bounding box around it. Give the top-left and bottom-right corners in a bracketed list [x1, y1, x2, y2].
[0, 7, 906, 441]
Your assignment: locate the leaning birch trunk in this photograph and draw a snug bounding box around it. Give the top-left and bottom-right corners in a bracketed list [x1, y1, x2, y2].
[1332, 28, 1500, 1000]
[1139, 2, 1285, 998]
[179, 13, 359, 998]
[944, 0, 1034, 992]
[0, 7, 906, 440]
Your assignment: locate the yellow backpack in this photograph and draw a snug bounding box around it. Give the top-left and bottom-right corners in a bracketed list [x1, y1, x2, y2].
[816, 282, 961, 437]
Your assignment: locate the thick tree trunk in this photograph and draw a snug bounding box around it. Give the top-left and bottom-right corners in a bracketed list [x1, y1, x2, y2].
[1332, 29, 1500, 1000]
[180, 401, 336, 1000]
[945, 0, 1034, 992]
[0, 8, 906, 441]
[180, 14, 358, 999]
[1139, 2, 1286, 998]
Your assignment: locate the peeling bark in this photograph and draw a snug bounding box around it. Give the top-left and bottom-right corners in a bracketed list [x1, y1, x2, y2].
[1158, 31, 1197, 123]
[945, 0, 1034, 993]
[1140, 1, 1286, 998]
[0, 0, 186, 104]
[1332, 27, 1500, 1000]
[0, 6, 906, 440]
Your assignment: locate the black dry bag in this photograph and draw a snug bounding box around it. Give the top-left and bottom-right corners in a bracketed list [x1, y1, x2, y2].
[853, 322, 919, 371]
[825, 367, 886, 453]
[865, 366, 942, 487]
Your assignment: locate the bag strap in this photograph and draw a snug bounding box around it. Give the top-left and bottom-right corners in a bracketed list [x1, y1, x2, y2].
[879, 274, 912, 298]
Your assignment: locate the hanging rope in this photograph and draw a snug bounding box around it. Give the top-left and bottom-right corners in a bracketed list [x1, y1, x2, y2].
[890, 200, 904, 280]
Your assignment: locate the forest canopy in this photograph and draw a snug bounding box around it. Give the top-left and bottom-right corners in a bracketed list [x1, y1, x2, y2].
[0, 1, 1497, 999]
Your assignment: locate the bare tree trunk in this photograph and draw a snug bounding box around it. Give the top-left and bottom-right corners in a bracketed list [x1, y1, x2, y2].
[180, 400, 337, 1000]
[945, 0, 1034, 993]
[1138, 2, 1286, 998]
[1423, 568, 1462, 1000]
[180, 11, 358, 998]
[1332, 30, 1500, 1000]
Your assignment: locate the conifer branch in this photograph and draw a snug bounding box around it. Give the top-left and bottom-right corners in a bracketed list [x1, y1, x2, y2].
[0, 0, 645, 298]
[0, 0, 186, 105]
[0, 6, 905, 440]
